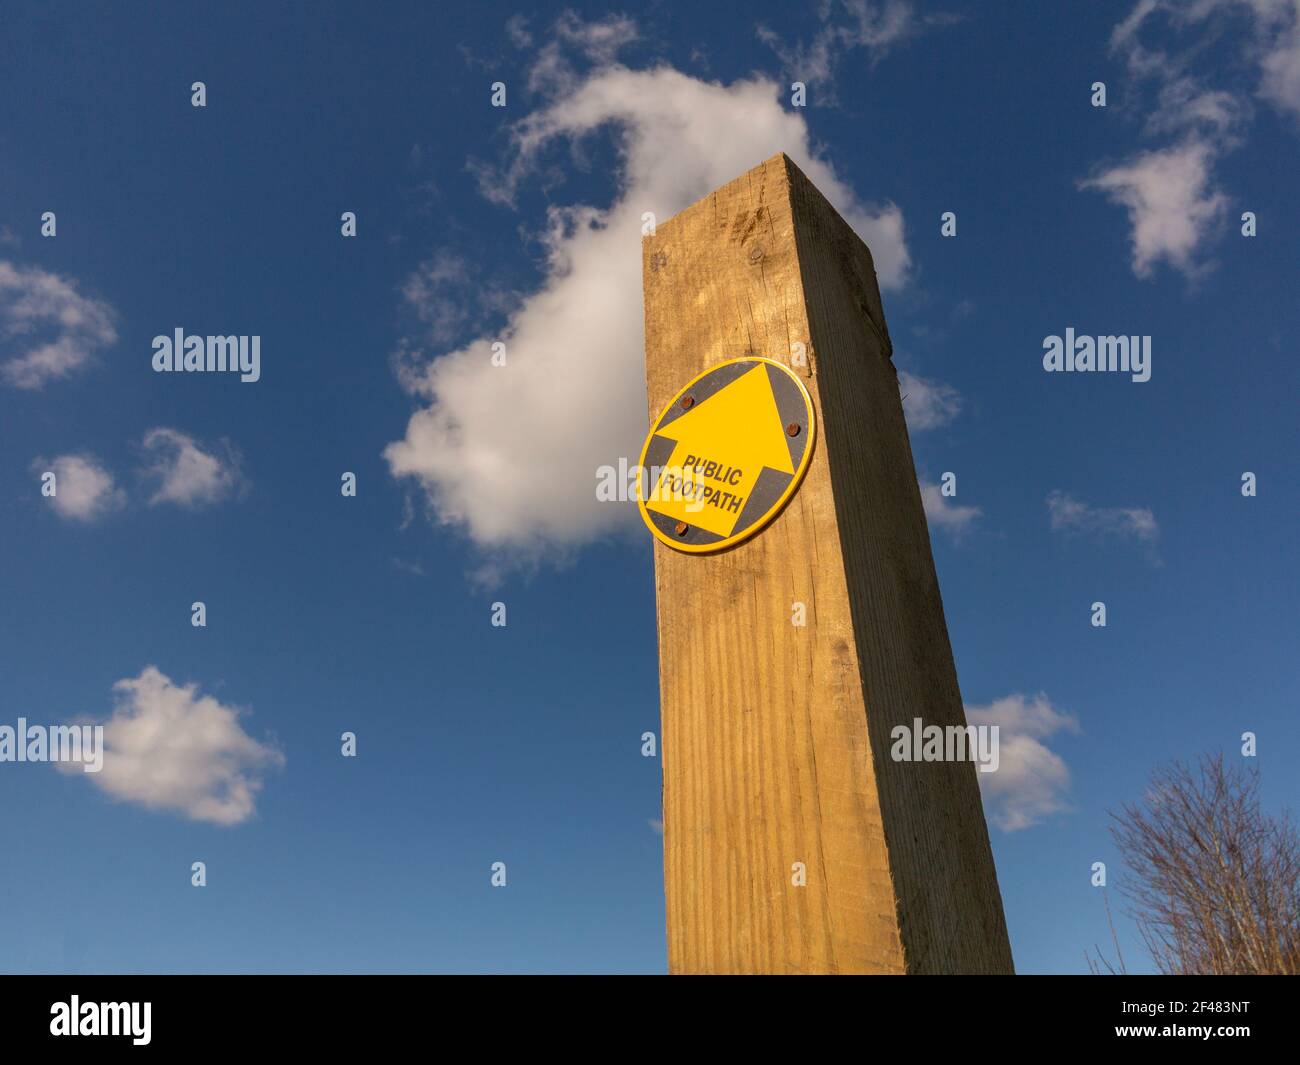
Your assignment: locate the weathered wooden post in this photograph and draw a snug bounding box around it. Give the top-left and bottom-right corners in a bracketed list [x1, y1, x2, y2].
[638, 153, 1014, 974]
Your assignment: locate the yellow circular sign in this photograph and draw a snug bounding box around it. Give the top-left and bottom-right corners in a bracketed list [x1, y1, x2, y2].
[635, 357, 816, 554]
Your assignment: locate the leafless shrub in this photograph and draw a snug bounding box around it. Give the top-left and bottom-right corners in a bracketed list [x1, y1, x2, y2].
[1108, 754, 1300, 974]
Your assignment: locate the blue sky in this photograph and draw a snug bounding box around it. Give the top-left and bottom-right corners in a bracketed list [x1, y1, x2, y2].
[1, 1, 1296, 974]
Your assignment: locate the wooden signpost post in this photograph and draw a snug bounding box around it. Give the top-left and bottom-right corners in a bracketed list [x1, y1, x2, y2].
[639, 153, 1015, 974]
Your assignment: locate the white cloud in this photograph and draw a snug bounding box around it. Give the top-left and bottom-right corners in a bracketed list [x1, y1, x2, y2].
[139, 427, 242, 508]
[59, 666, 283, 826]
[919, 478, 981, 534]
[966, 693, 1080, 832]
[899, 370, 962, 430]
[31, 453, 124, 522]
[1080, 139, 1227, 278]
[1047, 490, 1159, 542]
[0, 259, 117, 389]
[1092, 1, 1300, 276]
[386, 49, 911, 568]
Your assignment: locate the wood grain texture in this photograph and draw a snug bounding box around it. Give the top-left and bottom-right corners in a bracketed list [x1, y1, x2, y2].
[641, 153, 1014, 974]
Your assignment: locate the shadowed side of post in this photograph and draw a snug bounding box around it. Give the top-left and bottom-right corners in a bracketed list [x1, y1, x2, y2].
[785, 155, 1014, 973]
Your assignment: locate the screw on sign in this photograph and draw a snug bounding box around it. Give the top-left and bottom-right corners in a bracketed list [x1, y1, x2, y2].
[635, 357, 816, 554]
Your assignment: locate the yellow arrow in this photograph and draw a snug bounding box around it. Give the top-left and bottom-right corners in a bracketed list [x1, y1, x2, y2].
[646, 364, 795, 537]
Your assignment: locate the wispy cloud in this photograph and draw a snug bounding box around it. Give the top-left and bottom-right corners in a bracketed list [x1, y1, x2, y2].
[1047, 490, 1158, 543]
[523, 12, 641, 94]
[899, 370, 962, 431]
[391, 252, 519, 377]
[0, 260, 117, 389]
[1114, 0, 1300, 124]
[757, 0, 942, 91]
[967, 693, 1080, 831]
[391, 557, 429, 577]
[553, 9, 638, 64]
[138, 428, 243, 508]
